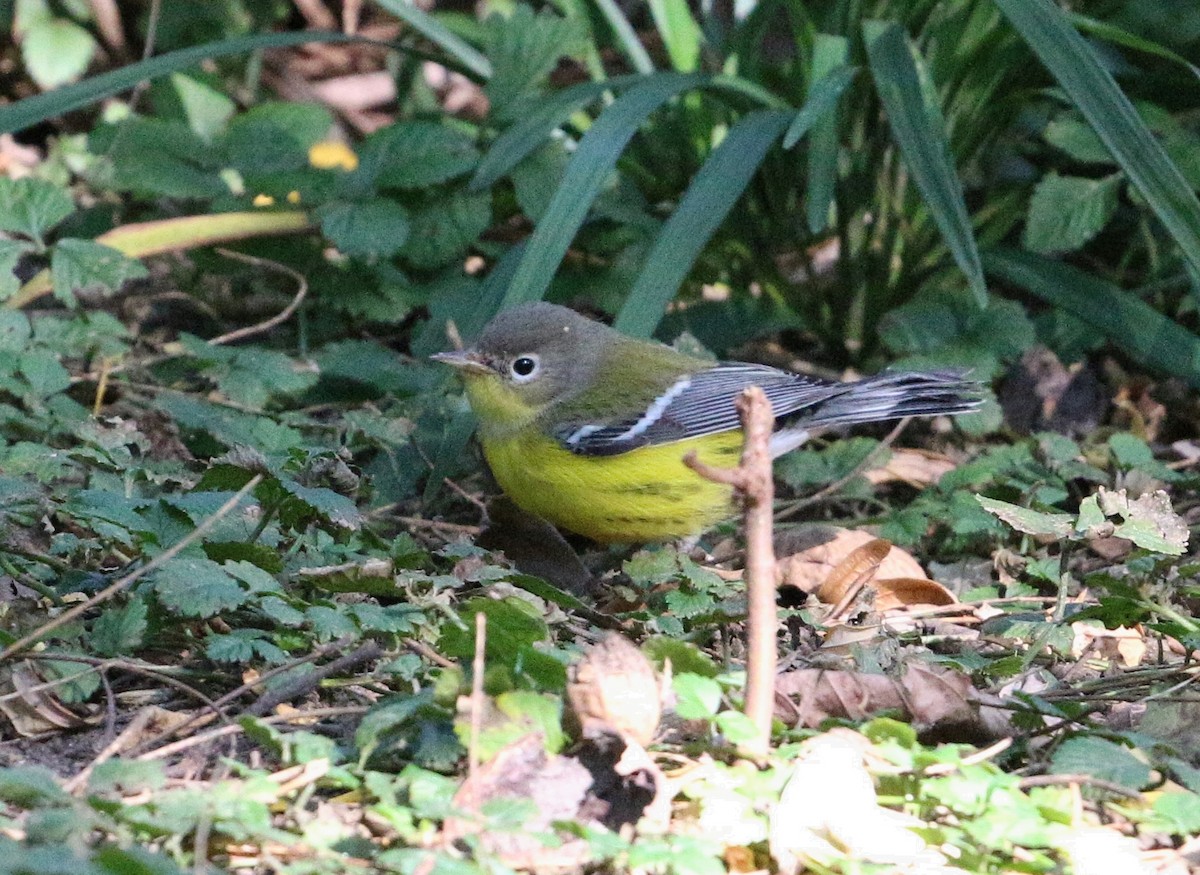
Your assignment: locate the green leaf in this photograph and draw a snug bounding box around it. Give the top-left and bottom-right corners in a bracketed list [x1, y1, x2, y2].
[91, 118, 227, 199]
[0, 239, 32, 299]
[484, 7, 584, 117]
[370, 0, 492, 80]
[21, 16, 97, 90]
[0, 177, 74, 245]
[510, 142, 570, 222]
[648, 0, 703, 71]
[782, 66, 857, 150]
[399, 191, 491, 269]
[276, 479, 363, 530]
[318, 199, 411, 259]
[222, 102, 334, 174]
[805, 34, 848, 234]
[1095, 488, 1188, 555]
[976, 495, 1074, 538]
[615, 110, 791, 336]
[1022, 172, 1121, 254]
[1044, 112, 1113, 164]
[92, 598, 148, 657]
[673, 672, 722, 720]
[160, 72, 237, 142]
[1050, 736, 1151, 790]
[499, 72, 706, 309]
[590, 0, 654, 74]
[995, 0, 1200, 275]
[984, 248, 1200, 388]
[153, 557, 249, 618]
[864, 21, 986, 307]
[361, 121, 481, 189]
[18, 348, 71, 397]
[51, 239, 148, 306]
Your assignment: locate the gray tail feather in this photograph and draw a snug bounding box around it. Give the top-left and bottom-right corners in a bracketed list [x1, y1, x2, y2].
[798, 370, 983, 429]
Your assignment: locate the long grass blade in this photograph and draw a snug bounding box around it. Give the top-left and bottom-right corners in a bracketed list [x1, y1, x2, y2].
[648, 0, 703, 71]
[590, 0, 655, 74]
[864, 21, 987, 307]
[995, 0, 1200, 275]
[371, 0, 492, 79]
[783, 66, 858, 150]
[499, 73, 706, 309]
[805, 34, 848, 234]
[615, 110, 792, 336]
[469, 74, 645, 191]
[0, 32, 380, 136]
[984, 248, 1200, 388]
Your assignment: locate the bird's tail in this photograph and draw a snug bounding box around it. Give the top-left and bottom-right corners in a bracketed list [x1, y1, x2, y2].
[801, 370, 983, 429]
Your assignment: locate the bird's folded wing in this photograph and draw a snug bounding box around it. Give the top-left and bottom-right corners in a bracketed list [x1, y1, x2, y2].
[552, 363, 844, 456]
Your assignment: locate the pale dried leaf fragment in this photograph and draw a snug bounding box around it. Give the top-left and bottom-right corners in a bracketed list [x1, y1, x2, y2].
[1071, 621, 1146, 667]
[864, 448, 957, 487]
[770, 730, 958, 875]
[567, 633, 662, 747]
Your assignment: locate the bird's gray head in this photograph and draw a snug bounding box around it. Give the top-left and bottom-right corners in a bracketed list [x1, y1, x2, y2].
[432, 302, 606, 410]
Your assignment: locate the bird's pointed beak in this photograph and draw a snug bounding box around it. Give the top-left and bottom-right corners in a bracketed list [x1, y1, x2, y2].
[430, 350, 493, 375]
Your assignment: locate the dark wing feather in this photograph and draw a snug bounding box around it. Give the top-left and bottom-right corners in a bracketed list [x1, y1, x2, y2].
[553, 363, 844, 456]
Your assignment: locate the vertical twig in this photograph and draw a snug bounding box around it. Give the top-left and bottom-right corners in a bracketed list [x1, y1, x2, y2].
[468, 611, 487, 776]
[684, 386, 777, 758]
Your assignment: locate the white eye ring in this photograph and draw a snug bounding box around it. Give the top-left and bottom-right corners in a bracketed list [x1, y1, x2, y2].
[510, 354, 541, 383]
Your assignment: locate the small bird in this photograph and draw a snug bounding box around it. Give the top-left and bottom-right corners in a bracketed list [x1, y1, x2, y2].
[433, 302, 980, 543]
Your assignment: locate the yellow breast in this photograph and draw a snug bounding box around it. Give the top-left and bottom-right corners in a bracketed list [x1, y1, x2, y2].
[480, 429, 743, 543]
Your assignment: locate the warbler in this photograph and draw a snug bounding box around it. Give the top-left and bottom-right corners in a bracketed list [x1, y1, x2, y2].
[433, 302, 979, 543]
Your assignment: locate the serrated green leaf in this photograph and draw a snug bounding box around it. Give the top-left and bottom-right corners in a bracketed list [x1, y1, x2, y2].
[1022, 172, 1121, 254]
[361, 121, 481, 189]
[1044, 113, 1113, 164]
[18, 349, 70, 398]
[0, 177, 74, 245]
[0, 239, 30, 300]
[154, 557, 249, 618]
[306, 605, 359, 640]
[400, 191, 491, 269]
[864, 21, 986, 307]
[1050, 736, 1151, 790]
[976, 495, 1074, 538]
[51, 239, 148, 306]
[222, 102, 334, 174]
[318, 199, 410, 259]
[21, 16, 97, 90]
[276, 479, 363, 530]
[92, 598, 148, 657]
[484, 7, 584, 117]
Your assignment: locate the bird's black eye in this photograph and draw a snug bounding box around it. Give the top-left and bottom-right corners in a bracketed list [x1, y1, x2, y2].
[512, 356, 537, 377]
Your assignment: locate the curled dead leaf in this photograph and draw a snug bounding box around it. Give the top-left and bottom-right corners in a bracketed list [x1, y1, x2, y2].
[874, 577, 957, 612]
[777, 528, 927, 597]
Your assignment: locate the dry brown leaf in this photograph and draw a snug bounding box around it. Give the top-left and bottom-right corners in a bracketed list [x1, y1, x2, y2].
[567, 633, 662, 747]
[773, 662, 1000, 737]
[864, 448, 957, 487]
[874, 577, 957, 611]
[0, 661, 101, 736]
[444, 734, 594, 871]
[777, 528, 927, 596]
[1071, 622, 1146, 667]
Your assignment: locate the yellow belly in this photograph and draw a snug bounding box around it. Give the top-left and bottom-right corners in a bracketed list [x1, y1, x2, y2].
[481, 430, 744, 543]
